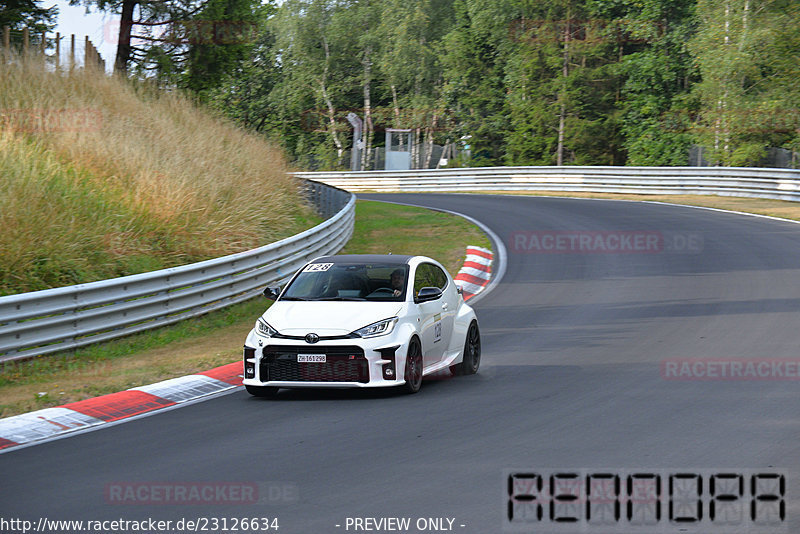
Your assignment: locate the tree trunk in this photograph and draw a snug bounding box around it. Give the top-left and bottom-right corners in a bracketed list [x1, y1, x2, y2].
[321, 36, 344, 162]
[391, 84, 403, 150]
[424, 112, 439, 169]
[114, 0, 137, 74]
[362, 46, 373, 171]
[556, 18, 570, 166]
[721, 0, 731, 162]
[321, 83, 343, 160]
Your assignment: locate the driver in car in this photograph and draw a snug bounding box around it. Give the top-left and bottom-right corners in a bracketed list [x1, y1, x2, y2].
[390, 269, 405, 297]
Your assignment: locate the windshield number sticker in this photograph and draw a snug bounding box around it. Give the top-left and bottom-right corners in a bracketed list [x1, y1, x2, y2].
[304, 263, 333, 272]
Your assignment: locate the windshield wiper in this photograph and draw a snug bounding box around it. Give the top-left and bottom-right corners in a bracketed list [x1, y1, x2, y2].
[279, 296, 311, 301]
[316, 297, 366, 301]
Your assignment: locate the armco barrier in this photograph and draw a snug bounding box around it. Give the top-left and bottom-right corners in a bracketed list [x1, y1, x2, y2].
[291, 166, 800, 202]
[0, 181, 354, 363]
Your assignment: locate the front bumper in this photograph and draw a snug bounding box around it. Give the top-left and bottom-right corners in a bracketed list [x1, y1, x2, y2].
[242, 329, 411, 389]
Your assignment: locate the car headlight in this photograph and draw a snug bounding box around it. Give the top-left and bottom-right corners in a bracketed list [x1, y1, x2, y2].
[256, 318, 278, 337]
[352, 317, 398, 338]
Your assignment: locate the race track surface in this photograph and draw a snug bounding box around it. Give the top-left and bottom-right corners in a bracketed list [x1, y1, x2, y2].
[2, 193, 799, 533]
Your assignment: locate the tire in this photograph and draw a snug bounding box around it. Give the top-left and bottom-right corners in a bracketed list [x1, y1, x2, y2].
[245, 385, 279, 398]
[403, 338, 423, 394]
[451, 321, 481, 376]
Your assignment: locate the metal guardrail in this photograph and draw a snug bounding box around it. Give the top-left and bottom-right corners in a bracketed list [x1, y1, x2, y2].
[292, 166, 800, 202]
[0, 181, 354, 363]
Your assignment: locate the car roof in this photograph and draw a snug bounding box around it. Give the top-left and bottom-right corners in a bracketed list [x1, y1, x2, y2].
[312, 254, 415, 264]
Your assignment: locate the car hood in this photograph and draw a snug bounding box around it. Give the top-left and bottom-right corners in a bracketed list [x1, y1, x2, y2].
[263, 301, 404, 336]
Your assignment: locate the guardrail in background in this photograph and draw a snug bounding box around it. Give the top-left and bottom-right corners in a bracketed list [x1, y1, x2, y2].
[0, 181, 354, 363]
[292, 166, 800, 202]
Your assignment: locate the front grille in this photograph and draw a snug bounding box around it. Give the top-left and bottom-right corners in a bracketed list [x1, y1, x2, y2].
[260, 345, 369, 383]
[272, 333, 359, 341]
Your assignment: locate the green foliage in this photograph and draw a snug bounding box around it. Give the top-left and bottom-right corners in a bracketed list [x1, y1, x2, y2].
[689, 0, 800, 166]
[199, 0, 799, 168]
[182, 0, 265, 95]
[0, 0, 56, 33]
[615, 0, 698, 165]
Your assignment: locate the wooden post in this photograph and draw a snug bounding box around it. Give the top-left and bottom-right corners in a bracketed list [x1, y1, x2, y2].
[70, 34, 75, 72]
[55, 32, 61, 70]
[3, 26, 9, 62]
[84, 36, 90, 69]
[40, 31, 47, 68]
[22, 27, 29, 56]
[91, 42, 99, 69]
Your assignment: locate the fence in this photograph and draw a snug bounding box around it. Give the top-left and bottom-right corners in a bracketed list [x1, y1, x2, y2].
[2, 25, 105, 71]
[292, 166, 800, 202]
[304, 143, 460, 172]
[0, 181, 354, 363]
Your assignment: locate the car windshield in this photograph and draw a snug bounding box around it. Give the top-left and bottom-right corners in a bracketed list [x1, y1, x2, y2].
[281, 262, 409, 302]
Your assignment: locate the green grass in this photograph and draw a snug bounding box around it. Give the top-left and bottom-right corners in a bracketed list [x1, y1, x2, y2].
[0, 298, 269, 389]
[0, 58, 312, 296]
[0, 199, 492, 417]
[341, 200, 491, 274]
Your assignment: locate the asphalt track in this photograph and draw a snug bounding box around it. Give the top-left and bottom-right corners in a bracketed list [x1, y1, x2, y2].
[2, 193, 800, 533]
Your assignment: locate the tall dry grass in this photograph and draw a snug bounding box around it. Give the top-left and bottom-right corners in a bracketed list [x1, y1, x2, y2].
[0, 59, 312, 295]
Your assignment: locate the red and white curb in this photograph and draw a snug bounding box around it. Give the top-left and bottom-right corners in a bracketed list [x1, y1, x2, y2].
[454, 246, 493, 301]
[0, 361, 243, 453]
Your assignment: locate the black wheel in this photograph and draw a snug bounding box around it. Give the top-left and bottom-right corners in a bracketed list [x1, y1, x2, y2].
[403, 338, 423, 394]
[245, 385, 279, 398]
[451, 321, 481, 376]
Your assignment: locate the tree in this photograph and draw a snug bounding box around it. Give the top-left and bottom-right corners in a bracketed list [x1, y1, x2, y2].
[440, 0, 510, 166]
[205, 0, 799, 170]
[606, 0, 698, 165]
[689, 0, 798, 165]
[268, 0, 356, 167]
[183, 0, 264, 96]
[70, 0, 185, 75]
[0, 0, 56, 37]
[502, 0, 625, 165]
[72, 0, 261, 82]
[378, 0, 456, 168]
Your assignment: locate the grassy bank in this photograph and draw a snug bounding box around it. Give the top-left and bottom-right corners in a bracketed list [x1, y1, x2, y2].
[0, 200, 492, 417]
[0, 59, 314, 295]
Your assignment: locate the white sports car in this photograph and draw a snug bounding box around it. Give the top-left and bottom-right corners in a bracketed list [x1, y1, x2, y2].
[243, 254, 481, 396]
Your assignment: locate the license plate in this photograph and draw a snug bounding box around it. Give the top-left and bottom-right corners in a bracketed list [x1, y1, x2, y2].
[298, 354, 326, 363]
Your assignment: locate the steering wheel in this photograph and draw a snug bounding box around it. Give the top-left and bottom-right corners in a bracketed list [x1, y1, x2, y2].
[368, 288, 395, 296]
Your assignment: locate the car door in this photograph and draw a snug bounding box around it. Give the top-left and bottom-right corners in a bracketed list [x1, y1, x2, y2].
[412, 263, 453, 367]
[429, 263, 456, 360]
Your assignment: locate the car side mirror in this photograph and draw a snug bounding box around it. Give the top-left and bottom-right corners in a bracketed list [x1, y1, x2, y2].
[415, 286, 442, 303]
[263, 286, 281, 300]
